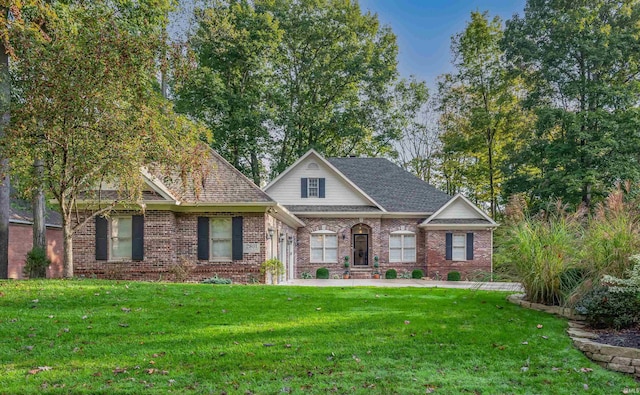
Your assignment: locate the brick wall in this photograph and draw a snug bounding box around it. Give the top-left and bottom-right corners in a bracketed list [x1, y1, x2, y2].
[73, 210, 293, 283]
[425, 230, 492, 280]
[295, 217, 429, 278]
[8, 223, 63, 279]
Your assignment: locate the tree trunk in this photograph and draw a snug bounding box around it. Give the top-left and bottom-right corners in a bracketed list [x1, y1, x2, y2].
[0, 30, 10, 279]
[62, 219, 74, 278]
[32, 159, 46, 251]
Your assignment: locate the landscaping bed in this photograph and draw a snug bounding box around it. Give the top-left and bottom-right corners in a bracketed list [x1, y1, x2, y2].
[594, 327, 640, 349]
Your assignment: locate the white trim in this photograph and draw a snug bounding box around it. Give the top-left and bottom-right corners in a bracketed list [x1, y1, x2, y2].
[390, 230, 415, 235]
[311, 229, 337, 235]
[140, 167, 180, 204]
[263, 149, 387, 212]
[419, 194, 498, 228]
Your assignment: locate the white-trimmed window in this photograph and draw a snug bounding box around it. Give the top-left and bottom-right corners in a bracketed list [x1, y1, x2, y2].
[307, 178, 319, 198]
[310, 230, 337, 263]
[111, 217, 132, 260]
[452, 234, 466, 261]
[389, 231, 416, 263]
[210, 218, 232, 261]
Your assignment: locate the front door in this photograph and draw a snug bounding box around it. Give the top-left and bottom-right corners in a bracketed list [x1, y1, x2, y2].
[353, 234, 368, 266]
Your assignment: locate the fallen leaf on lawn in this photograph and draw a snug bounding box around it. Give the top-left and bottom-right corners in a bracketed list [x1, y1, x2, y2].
[352, 355, 361, 363]
[0, 292, 4, 297]
[521, 341, 528, 345]
[580, 368, 593, 373]
[168, 379, 176, 385]
[28, 369, 39, 375]
[287, 298, 292, 301]
[93, 372, 102, 377]
[583, 384, 589, 390]
[496, 305, 503, 309]
[263, 343, 274, 347]
[285, 344, 292, 348]
[25, 345, 34, 351]
[121, 308, 131, 313]
[147, 369, 156, 374]
[222, 309, 227, 313]
[375, 294, 380, 298]
[119, 323, 129, 327]
[149, 360, 155, 365]
[552, 367, 560, 371]
[537, 324, 543, 329]
[48, 315, 54, 319]
[37, 366, 52, 371]
[87, 326, 93, 329]
[542, 336, 549, 339]
[32, 299, 39, 303]
[521, 367, 529, 372]
[316, 307, 321, 311]
[94, 293, 100, 296]
[82, 315, 88, 320]
[113, 368, 127, 375]
[404, 320, 410, 325]
[160, 370, 168, 375]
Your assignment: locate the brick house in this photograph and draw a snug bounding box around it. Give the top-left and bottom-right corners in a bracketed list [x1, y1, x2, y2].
[72, 149, 497, 282]
[8, 200, 63, 279]
[263, 150, 498, 280]
[72, 150, 304, 283]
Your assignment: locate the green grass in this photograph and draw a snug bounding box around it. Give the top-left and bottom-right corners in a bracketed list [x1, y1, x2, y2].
[0, 280, 637, 394]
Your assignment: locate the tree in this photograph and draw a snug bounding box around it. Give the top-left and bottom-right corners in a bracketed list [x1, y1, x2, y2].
[438, 11, 530, 217]
[267, 0, 399, 175]
[503, 0, 640, 209]
[393, 78, 442, 185]
[6, 1, 207, 277]
[173, 0, 281, 185]
[0, 4, 10, 278]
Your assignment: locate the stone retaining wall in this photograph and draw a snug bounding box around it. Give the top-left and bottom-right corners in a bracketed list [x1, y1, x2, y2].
[507, 293, 640, 379]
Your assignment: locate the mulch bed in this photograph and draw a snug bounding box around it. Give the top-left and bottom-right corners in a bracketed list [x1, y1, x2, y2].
[592, 326, 640, 349]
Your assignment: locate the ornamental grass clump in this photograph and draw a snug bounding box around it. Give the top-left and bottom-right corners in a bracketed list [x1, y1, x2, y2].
[582, 184, 640, 279]
[497, 200, 582, 305]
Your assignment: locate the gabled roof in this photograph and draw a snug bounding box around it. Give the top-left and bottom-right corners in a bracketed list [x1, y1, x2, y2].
[153, 149, 274, 205]
[263, 149, 385, 211]
[326, 157, 451, 213]
[420, 194, 498, 228]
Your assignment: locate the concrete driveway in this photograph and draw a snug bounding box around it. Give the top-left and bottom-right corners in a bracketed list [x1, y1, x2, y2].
[283, 279, 523, 292]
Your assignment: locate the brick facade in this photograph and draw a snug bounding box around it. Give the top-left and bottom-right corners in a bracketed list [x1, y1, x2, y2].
[8, 223, 63, 279]
[425, 230, 492, 280]
[72, 210, 295, 283]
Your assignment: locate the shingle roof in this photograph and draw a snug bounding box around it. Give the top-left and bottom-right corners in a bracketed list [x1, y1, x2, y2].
[285, 205, 382, 213]
[427, 219, 493, 225]
[10, 198, 62, 227]
[326, 157, 451, 212]
[159, 149, 273, 204]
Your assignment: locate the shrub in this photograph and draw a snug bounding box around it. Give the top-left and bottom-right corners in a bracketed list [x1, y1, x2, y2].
[575, 286, 640, 329]
[301, 271, 313, 279]
[447, 271, 461, 281]
[201, 275, 232, 284]
[411, 269, 424, 279]
[399, 270, 412, 279]
[316, 267, 329, 279]
[23, 247, 49, 279]
[385, 269, 397, 279]
[559, 268, 586, 295]
[261, 258, 285, 284]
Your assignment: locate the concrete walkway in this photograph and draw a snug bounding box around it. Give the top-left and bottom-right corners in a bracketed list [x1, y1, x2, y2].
[283, 279, 523, 292]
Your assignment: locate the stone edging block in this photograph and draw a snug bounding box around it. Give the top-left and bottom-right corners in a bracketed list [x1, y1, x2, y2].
[507, 294, 640, 378]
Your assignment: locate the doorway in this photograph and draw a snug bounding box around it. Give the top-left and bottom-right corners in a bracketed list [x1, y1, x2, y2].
[353, 234, 369, 266]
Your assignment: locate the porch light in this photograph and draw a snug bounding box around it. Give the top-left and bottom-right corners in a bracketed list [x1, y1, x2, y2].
[267, 228, 274, 240]
[342, 231, 346, 240]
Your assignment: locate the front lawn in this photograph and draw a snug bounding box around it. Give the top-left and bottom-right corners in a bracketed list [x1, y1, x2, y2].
[0, 280, 636, 394]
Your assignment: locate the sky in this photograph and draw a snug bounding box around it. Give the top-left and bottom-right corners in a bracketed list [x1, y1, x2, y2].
[357, 0, 527, 86]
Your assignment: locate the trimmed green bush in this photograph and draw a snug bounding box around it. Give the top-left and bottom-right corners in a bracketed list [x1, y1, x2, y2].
[301, 271, 313, 279]
[447, 271, 461, 281]
[575, 286, 640, 329]
[23, 246, 50, 279]
[316, 267, 329, 279]
[385, 269, 397, 279]
[411, 269, 424, 279]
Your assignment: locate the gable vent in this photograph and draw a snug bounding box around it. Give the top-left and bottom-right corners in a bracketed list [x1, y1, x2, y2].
[307, 162, 319, 170]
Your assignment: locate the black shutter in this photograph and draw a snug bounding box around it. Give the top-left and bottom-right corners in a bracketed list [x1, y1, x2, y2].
[232, 216, 243, 261]
[466, 232, 474, 260]
[197, 217, 209, 260]
[132, 215, 144, 261]
[445, 232, 452, 261]
[301, 178, 308, 198]
[319, 178, 325, 198]
[95, 216, 108, 261]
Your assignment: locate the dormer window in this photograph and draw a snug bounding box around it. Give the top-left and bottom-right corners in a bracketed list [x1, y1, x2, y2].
[301, 178, 325, 198]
